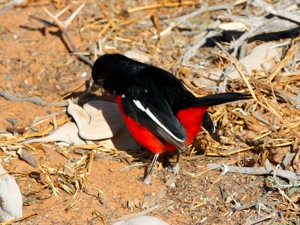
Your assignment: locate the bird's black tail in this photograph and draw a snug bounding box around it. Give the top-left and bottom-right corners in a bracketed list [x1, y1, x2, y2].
[196, 93, 250, 142]
[186, 93, 250, 108]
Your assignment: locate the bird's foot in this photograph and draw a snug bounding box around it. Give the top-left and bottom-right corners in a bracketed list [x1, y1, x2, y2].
[172, 162, 180, 175]
[143, 175, 152, 185]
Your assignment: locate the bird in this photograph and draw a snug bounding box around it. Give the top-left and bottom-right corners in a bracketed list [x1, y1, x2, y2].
[92, 53, 249, 184]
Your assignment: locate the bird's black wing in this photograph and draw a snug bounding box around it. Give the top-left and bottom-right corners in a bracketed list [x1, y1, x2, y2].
[121, 77, 189, 153]
[137, 66, 196, 113]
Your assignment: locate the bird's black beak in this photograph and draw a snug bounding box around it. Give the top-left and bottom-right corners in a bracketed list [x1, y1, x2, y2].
[91, 81, 102, 92]
[91, 78, 105, 91]
[97, 78, 105, 87]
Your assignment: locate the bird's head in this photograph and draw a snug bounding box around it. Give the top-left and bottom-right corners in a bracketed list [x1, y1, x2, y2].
[92, 54, 146, 95]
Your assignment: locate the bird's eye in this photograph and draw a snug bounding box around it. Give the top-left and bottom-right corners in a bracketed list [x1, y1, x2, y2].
[97, 78, 105, 86]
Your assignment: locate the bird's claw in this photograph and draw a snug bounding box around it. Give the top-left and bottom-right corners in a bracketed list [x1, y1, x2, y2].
[143, 175, 152, 185]
[172, 162, 180, 175]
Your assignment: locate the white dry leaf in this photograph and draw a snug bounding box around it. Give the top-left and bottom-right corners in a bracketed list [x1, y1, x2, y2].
[23, 122, 87, 146]
[79, 101, 125, 140]
[79, 101, 140, 150]
[0, 165, 23, 222]
[0, 0, 26, 15]
[113, 216, 170, 225]
[228, 42, 282, 79]
[101, 126, 141, 151]
[218, 22, 249, 31]
[24, 100, 140, 150]
[124, 50, 150, 63]
[67, 99, 90, 130]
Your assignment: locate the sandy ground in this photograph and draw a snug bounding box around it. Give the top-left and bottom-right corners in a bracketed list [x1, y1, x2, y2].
[0, 0, 299, 224]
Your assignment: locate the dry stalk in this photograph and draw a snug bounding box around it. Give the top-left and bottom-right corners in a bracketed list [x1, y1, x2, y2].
[127, 1, 198, 13]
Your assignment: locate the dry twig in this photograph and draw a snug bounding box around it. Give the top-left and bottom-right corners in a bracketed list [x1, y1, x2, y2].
[0, 91, 67, 107]
[207, 159, 300, 181]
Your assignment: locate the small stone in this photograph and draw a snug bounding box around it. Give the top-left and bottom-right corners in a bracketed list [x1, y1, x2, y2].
[124, 50, 150, 63]
[156, 189, 166, 201]
[165, 175, 176, 188]
[141, 193, 157, 209]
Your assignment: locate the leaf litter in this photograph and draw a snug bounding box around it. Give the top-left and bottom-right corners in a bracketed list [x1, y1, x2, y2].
[0, 0, 299, 224]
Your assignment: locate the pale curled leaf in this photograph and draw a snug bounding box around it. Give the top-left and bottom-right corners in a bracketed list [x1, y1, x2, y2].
[23, 122, 87, 146]
[0, 165, 23, 222]
[113, 216, 169, 225]
[80, 101, 125, 140]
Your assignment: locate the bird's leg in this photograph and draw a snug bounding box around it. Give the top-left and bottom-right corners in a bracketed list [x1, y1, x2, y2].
[172, 150, 180, 175]
[143, 153, 159, 185]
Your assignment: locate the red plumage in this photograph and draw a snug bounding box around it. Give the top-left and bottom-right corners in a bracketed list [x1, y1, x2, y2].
[117, 96, 208, 154]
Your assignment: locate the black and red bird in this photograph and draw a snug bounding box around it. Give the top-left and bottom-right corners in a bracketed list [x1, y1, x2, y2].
[92, 54, 249, 184]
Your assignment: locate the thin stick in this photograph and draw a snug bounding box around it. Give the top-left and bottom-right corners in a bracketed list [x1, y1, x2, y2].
[112, 200, 173, 222]
[207, 159, 300, 181]
[217, 50, 257, 100]
[41, 3, 93, 67]
[54, 81, 86, 101]
[0, 90, 67, 107]
[128, 1, 197, 13]
[269, 37, 300, 81]
[1, 213, 38, 225]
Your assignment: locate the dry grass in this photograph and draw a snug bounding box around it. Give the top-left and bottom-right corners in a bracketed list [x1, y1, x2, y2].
[0, 0, 299, 223]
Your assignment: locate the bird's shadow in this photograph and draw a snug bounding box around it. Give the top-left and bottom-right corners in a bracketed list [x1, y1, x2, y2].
[68, 90, 187, 179]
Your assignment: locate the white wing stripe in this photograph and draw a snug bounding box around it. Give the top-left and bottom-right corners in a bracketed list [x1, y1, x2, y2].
[132, 99, 185, 142]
